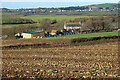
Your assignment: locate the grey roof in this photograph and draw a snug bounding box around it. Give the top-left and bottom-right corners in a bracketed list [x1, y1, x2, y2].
[24, 31, 44, 34]
[66, 24, 81, 27]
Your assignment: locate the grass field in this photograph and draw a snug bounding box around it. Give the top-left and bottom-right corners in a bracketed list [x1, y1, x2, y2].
[46, 31, 118, 39]
[2, 15, 92, 28]
[2, 23, 40, 28]
[21, 15, 92, 22]
[2, 24, 24, 28]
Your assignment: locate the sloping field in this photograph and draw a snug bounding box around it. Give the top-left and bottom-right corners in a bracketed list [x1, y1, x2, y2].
[21, 15, 91, 22]
[2, 39, 119, 79]
[46, 31, 118, 39]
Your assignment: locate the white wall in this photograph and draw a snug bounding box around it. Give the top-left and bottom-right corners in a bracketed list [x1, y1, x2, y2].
[22, 33, 32, 38]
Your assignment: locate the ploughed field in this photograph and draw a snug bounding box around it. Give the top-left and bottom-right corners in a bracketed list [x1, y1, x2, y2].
[2, 39, 119, 79]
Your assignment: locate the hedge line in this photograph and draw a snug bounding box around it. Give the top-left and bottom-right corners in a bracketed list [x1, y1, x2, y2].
[71, 36, 120, 43]
[2, 43, 51, 49]
[2, 18, 35, 24]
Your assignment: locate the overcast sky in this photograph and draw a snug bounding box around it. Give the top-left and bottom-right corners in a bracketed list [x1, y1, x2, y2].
[0, 0, 119, 3]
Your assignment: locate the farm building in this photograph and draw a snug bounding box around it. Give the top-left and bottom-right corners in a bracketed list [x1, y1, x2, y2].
[22, 31, 45, 38]
[50, 30, 57, 35]
[64, 22, 82, 30]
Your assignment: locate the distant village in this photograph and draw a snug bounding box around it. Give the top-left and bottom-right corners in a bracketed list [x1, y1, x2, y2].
[2, 7, 118, 13]
[2, 3, 118, 15]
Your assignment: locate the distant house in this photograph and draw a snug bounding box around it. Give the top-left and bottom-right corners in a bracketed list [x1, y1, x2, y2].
[64, 22, 82, 30]
[50, 30, 57, 35]
[22, 31, 45, 38]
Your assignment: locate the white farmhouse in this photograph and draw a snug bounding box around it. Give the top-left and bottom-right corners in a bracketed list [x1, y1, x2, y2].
[64, 22, 82, 30]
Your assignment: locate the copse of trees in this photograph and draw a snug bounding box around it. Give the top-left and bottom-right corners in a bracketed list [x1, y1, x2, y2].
[39, 19, 61, 31]
[2, 24, 39, 37]
[39, 19, 51, 31]
[72, 16, 118, 32]
[84, 20, 109, 31]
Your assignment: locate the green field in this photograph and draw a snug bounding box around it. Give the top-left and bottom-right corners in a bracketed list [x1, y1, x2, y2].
[96, 3, 117, 9]
[2, 15, 92, 28]
[2, 24, 40, 28]
[21, 15, 92, 22]
[2, 24, 24, 28]
[46, 31, 119, 39]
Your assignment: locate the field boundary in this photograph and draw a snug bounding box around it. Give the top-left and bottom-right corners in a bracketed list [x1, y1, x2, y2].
[71, 35, 120, 43]
[2, 36, 119, 49]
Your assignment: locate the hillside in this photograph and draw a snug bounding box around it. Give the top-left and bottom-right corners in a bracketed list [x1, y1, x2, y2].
[2, 3, 118, 16]
[59, 3, 118, 10]
[93, 3, 118, 9]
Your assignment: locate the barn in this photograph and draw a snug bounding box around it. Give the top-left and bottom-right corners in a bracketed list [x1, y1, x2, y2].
[22, 31, 45, 38]
[64, 22, 82, 30]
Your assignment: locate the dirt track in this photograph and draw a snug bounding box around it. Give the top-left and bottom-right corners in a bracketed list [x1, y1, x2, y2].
[2, 39, 120, 79]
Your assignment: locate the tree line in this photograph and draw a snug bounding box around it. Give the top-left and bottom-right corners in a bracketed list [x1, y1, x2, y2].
[73, 16, 118, 32]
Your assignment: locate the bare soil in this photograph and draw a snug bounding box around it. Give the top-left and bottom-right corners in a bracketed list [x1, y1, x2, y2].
[2, 39, 120, 79]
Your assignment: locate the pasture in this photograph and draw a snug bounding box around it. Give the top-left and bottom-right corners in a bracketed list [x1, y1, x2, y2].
[46, 31, 118, 39]
[2, 15, 91, 28]
[2, 24, 26, 28]
[20, 15, 92, 22]
[2, 23, 40, 28]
